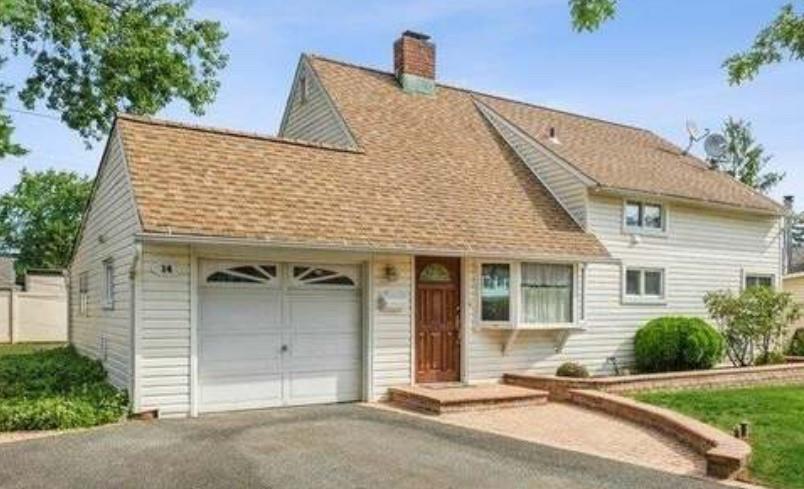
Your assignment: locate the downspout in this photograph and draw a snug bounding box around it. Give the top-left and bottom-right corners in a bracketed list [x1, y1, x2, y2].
[784, 196, 794, 275]
[129, 243, 142, 413]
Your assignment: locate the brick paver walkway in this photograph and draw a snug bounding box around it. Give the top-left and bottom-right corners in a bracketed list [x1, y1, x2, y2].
[376, 401, 706, 477]
[439, 403, 706, 476]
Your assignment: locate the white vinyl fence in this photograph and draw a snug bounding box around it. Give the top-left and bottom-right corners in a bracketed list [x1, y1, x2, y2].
[0, 273, 68, 343]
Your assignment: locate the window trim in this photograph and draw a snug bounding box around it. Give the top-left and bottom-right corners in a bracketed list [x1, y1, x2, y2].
[621, 266, 667, 305]
[622, 199, 668, 236]
[477, 261, 580, 328]
[102, 259, 114, 310]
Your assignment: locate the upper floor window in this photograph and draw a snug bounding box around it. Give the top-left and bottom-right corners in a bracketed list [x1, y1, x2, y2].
[102, 259, 114, 310]
[625, 201, 665, 232]
[79, 272, 89, 316]
[745, 273, 774, 289]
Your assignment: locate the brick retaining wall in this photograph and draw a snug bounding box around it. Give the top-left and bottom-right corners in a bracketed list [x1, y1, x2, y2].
[504, 363, 804, 400]
[568, 389, 750, 479]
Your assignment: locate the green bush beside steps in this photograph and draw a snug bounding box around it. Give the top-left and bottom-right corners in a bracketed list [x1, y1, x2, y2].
[0, 345, 128, 431]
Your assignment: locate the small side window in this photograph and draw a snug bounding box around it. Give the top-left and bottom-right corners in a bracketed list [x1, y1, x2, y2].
[745, 273, 774, 289]
[79, 272, 89, 316]
[102, 259, 114, 310]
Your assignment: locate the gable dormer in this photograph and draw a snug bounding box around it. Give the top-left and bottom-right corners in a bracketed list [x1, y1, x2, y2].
[278, 56, 357, 148]
[476, 100, 592, 229]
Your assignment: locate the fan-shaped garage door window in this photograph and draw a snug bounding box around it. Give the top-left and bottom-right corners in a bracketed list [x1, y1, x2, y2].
[206, 264, 277, 285]
[292, 266, 357, 287]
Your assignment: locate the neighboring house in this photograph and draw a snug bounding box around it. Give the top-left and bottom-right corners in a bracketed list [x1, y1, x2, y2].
[69, 32, 784, 418]
[1, 265, 68, 343]
[791, 247, 804, 274]
[784, 272, 804, 336]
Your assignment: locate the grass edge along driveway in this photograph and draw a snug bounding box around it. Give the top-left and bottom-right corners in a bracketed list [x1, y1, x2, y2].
[635, 384, 804, 489]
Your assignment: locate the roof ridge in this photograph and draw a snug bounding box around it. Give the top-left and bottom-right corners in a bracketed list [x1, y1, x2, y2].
[115, 113, 363, 154]
[307, 54, 652, 134]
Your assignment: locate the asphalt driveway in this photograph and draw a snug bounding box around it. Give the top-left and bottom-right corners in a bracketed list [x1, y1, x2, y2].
[0, 404, 725, 489]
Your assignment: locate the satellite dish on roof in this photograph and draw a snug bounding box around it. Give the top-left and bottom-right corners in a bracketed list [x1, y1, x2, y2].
[686, 120, 702, 140]
[704, 133, 728, 161]
[682, 119, 710, 155]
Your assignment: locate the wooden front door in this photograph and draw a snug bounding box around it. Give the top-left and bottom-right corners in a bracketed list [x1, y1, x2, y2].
[415, 256, 461, 383]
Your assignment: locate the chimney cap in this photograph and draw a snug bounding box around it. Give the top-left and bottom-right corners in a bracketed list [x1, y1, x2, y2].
[401, 30, 431, 42]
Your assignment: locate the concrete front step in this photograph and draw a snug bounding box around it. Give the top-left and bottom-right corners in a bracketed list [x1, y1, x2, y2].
[388, 384, 548, 414]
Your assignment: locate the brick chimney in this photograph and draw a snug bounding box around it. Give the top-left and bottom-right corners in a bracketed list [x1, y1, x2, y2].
[393, 31, 436, 95]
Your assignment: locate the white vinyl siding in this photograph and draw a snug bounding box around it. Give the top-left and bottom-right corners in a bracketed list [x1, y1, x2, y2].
[477, 102, 589, 228]
[138, 244, 192, 417]
[278, 58, 356, 148]
[464, 195, 782, 380]
[136, 244, 411, 416]
[69, 130, 140, 390]
[371, 256, 413, 399]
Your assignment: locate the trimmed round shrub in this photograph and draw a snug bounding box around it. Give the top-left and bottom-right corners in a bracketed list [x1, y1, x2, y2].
[556, 362, 589, 378]
[634, 317, 724, 373]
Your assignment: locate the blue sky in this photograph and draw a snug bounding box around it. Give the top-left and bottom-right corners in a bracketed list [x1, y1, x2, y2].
[1, 0, 801, 210]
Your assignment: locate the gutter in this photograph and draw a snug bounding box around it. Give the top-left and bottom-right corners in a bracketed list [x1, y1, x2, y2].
[592, 186, 784, 217]
[128, 243, 142, 414]
[135, 232, 620, 265]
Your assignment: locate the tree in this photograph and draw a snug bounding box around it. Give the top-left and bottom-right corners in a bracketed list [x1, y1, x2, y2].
[0, 168, 93, 276]
[721, 118, 784, 193]
[568, 0, 804, 85]
[0, 0, 228, 158]
[704, 287, 801, 367]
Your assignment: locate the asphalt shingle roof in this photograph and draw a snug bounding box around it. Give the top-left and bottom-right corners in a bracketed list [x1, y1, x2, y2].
[117, 54, 780, 259]
[117, 56, 608, 259]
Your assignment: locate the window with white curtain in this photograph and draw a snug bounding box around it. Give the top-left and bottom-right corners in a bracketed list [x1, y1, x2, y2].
[520, 263, 573, 323]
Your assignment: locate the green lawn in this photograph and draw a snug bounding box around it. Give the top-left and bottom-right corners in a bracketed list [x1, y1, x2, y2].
[635, 385, 804, 489]
[0, 344, 128, 431]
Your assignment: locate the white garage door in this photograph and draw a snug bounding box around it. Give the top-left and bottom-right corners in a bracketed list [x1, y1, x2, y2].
[199, 261, 362, 413]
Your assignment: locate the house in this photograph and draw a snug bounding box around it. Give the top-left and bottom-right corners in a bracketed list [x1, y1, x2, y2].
[784, 272, 804, 336]
[69, 31, 784, 418]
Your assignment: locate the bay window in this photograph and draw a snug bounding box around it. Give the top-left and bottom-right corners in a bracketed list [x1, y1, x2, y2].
[480, 262, 576, 326]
